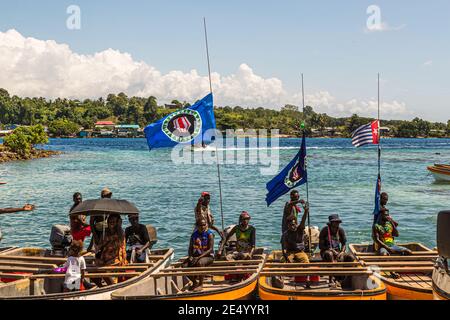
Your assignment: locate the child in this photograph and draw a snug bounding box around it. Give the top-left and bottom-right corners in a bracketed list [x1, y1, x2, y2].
[63, 240, 86, 292]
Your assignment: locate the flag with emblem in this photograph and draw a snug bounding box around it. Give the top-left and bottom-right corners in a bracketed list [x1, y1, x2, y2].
[144, 93, 216, 149]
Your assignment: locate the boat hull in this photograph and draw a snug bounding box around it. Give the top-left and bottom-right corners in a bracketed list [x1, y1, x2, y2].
[258, 276, 386, 300]
[432, 266, 450, 301]
[427, 166, 450, 182]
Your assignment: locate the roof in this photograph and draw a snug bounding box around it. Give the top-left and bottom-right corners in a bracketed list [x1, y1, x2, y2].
[116, 125, 140, 129]
[95, 121, 115, 126]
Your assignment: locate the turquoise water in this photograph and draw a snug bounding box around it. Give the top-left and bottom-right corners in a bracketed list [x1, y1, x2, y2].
[1, 138, 449, 256]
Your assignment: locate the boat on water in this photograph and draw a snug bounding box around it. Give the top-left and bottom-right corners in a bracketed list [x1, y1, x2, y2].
[349, 243, 437, 300]
[0, 247, 174, 300]
[258, 251, 386, 300]
[111, 248, 267, 300]
[427, 165, 450, 182]
[432, 210, 450, 300]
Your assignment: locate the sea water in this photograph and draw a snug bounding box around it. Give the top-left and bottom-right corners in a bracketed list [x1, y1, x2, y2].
[1, 138, 449, 256]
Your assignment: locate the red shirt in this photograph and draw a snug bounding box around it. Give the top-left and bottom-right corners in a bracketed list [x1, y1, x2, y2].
[72, 225, 92, 242]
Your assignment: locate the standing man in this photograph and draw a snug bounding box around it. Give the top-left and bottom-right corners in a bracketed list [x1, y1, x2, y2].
[281, 203, 310, 263]
[194, 192, 223, 239]
[88, 188, 113, 252]
[0, 204, 35, 242]
[70, 192, 83, 212]
[319, 214, 355, 262]
[217, 211, 256, 261]
[282, 190, 306, 234]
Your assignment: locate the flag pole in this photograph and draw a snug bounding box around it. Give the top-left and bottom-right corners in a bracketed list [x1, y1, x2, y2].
[204, 17, 225, 232]
[301, 73, 312, 256]
[377, 73, 381, 178]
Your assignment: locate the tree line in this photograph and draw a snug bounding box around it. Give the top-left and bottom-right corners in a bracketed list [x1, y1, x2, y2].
[0, 88, 449, 138]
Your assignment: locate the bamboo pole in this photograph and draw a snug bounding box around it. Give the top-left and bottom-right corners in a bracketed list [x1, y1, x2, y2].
[357, 255, 437, 261]
[170, 259, 263, 267]
[265, 262, 362, 268]
[161, 265, 259, 273]
[356, 251, 437, 256]
[151, 269, 258, 277]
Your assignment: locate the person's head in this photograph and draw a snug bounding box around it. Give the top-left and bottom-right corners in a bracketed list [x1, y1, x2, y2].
[107, 214, 121, 231]
[201, 192, 210, 205]
[70, 215, 82, 230]
[128, 214, 139, 227]
[380, 208, 390, 223]
[380, 192, 388, 206]
[101, 187, 112, 199]
[196, 218, 208, 233]
[239, 211, 251, 228]
[287, 214, 297, 231]
[290, 190, 300, 202]
[73, 192, 82, 205]
[68, 240, 83, 257]
[327, 214, 342, 231]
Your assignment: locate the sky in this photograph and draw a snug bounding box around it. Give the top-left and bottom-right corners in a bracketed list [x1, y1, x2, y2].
[0, 0, 449, 121]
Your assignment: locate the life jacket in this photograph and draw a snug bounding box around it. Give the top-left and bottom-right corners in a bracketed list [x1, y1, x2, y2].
[191, 229, 213, 257]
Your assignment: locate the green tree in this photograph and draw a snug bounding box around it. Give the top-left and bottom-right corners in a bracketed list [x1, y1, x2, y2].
[48, 119, 80, 136]
[144, 96, 158, 123]
[3, 125, 48, 156]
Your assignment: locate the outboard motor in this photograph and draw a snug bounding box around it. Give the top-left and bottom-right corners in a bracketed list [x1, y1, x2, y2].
[49, 225, 72, 256]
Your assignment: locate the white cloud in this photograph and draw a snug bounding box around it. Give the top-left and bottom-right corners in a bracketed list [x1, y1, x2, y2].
[0, 29, 410, 119]
[0, 29, 285, 108]
[423, 60, 433, 67]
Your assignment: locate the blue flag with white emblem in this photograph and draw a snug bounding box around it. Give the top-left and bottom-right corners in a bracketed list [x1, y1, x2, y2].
[373, 174, 382, 224]
[265, 134, 308, 206]
[144, 93, 216, 149]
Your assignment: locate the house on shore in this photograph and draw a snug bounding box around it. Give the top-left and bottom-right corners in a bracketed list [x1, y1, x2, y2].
[115, 124, 140, 138]
[94, 121, 115, 137]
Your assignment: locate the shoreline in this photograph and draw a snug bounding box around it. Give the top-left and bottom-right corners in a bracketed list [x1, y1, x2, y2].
[0, 146, 61, 163]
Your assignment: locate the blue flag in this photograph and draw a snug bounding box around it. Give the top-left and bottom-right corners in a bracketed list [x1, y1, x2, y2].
[373, 174, 381, 224]
[144, 93, 216, 149]
[265, 134, 308, 206]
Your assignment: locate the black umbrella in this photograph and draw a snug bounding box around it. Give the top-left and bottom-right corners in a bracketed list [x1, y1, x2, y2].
[69, 199, 139, 216]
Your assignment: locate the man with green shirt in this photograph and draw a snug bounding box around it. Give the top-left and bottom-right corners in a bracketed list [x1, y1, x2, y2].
[217, 211, 256, 261]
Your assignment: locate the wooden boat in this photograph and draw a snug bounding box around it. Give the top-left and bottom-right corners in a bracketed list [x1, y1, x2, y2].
[349, 243, 437, 300]
[0, 247, 174, 300]
[111, 248, 267, 300]
[427, 165, 450, 182]
[434, 164, 450, 170]
[258, 251, 386, 300]
[432, 211, 450, 300]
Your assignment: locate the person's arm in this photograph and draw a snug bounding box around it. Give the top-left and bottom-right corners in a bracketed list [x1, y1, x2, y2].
[281, 234, 288, 261]
[218, 226, 236, 257]
[298, 205, 309, 231]
[389, 219, 399, 237]
[339, 228, 347, 253]
[136, 226, 151, 255]
[188, 235, 194, 258]
[249, 227, 256, 257]
[0, 204, 35, 215]
[373, 225, 392, 254]
[318, 228, 327, 251]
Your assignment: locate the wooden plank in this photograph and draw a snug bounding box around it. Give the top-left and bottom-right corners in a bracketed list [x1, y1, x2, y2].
[363, 261, 433, 267]
[162, 265, 260, 272]
[151, 269, 258, 277]
[0, 255, 66, 263]
[399, 273, 426, 289]
[357, 255, 437, 261]
[357, 251, 437, 256]
[261, 271, 372, 277]
[0, 261, 57, 269]
[170, 259, 262, 267]
[264, 267, 367, 272]
[0, 271, 142, 280]
[266, 262, 362, 268]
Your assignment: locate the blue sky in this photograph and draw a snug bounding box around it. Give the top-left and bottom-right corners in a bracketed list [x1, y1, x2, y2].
[0, 1, 449, 121]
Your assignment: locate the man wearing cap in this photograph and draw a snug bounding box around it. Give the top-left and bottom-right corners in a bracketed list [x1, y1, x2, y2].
[217, 211, 256, 261]
[194, 192, 223, 239]
[281, 204, 310, 263]
[282, 190, 306, 234]
[319, 214, 354, 262]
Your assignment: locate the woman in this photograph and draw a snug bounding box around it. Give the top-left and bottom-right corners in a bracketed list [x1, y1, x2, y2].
[94, 214, 127, 286]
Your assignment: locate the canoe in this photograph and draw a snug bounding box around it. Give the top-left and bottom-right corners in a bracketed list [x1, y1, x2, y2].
[349, 243, 436, 300]
[434, 164, 450, 170]
[427, 166, 450, 182]
[433, 210, 450, 300]
[0, 247, 174, 300]
[111, 248, 267, 300]
[258, 251, 386, 300]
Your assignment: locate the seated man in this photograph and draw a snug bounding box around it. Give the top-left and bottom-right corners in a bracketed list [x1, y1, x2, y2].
[217, 211, 256, 261]
[319, 214, 355, 262]
[281, 203, 310, 263]
[125, 214, 151, 263]
[182, 218, 214, 292]
[373, 207, 412, 256]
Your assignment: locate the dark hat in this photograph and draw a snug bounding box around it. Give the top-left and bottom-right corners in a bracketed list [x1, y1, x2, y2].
[328, 214, 342, 223]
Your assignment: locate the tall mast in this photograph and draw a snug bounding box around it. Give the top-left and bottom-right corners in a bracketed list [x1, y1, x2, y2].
[301, 73, 312, 256]
[204, 17, 224, 231]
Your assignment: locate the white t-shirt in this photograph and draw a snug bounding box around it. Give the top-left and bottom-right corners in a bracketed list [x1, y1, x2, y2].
[63, 256, 86, 290]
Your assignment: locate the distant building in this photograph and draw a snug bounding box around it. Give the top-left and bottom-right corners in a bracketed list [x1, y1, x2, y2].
[115, 124, 140, 138]
[94, 121, 115, 137]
